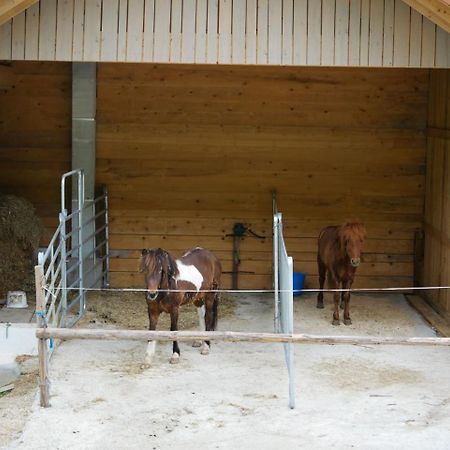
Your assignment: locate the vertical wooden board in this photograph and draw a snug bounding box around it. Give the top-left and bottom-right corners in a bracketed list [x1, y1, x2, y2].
[232, 0, 246, 64]
[206, 0, 219, 63]
[73, 0, 86, 61]
[421, 18, 436, 67]
[348, 0, 360, 65]
[83, 0, 102, 61]
[56, 0, 74, 61]
[12, 11, 25, 60]
[423, 141, 434, 290]
[440, 146, 450, 311]
[282, 0, 294, 65]
[321, 0, 335, 66]
[0, 20, 12, 60]
[154, 0, 170, 62]
[195, 0, 207, 63]
[143, 0, 155, 61]
[182, 0, 196, 63]
[293, 0, 307, 65]
[127, 0, 145, 61]
[334, 0, 349, 66]
[383, 0, 394, 66]
[368, 0, 383, 66]
[409, 9, 422, 67]
[435, 71, 448, 128]
[435, 26, 449, 68]
[359, 0, 370, 66]
[25, 2, 39, 60]
[447, 71, 450, 129]
[170, 0, 182, 62]
[218, 0, 232, 63]
[39, 0, 57, 60]
[268, 0, 282, 64]
[257, 0, 268, 64]
[101, 0, 119, 61]
[307, 0, 321, 65]
[245, 0, 257, 64]
[393, 0, 410, 67]
[432, 141, 445, 306]
[427, 71, 438, 128]
[117, 0, 128, 60]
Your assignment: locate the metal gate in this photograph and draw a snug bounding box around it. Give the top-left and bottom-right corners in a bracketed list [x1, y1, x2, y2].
[273, 210, 295, 409]
[37, 169, 110, 328]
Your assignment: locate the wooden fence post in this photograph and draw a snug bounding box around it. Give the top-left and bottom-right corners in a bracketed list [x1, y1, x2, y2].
[35, 265, 50, 407]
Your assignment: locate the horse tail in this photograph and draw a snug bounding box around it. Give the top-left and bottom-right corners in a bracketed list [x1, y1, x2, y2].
[212, 282, 220, 330]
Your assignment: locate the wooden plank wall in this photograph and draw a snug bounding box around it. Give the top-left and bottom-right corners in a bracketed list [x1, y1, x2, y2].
[0, 0, 448, 67]
[96, 64, 429, 289]
[0, 62, 71, 243]
[423, 70, 450, 320]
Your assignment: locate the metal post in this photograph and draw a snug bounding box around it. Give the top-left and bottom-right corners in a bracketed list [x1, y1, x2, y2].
[78, 171, 84, 316]
[35, 265, 50, 407]
[273, 214, 280, 332]
[103, 187, 110, 288]
[59, 210, 68, 326]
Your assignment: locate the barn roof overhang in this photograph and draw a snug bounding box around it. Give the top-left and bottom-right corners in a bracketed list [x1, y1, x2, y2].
[400, 0, 450, 33]
[1, 0, 450, 34]
[0, 0, 39, 26]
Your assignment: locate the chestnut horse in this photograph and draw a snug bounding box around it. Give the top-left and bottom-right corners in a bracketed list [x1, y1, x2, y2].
[316, 222, 366, 325]
[139, 247, 221, 365]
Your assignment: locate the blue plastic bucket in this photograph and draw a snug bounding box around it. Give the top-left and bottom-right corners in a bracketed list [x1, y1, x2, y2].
[293, 272, 306, 296]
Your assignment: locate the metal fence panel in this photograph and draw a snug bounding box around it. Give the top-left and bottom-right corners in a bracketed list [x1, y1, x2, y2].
[273, 212, 295, 408]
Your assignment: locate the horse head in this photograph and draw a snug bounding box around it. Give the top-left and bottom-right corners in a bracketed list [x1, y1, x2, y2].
[339, 222, 366, 267]
[139, 248, 176, 301]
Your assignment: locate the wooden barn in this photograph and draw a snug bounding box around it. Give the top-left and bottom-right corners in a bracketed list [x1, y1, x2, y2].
[0, 0, 449, 320]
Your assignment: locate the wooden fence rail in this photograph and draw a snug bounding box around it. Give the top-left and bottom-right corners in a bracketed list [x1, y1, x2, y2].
[36, 327, 450, 346]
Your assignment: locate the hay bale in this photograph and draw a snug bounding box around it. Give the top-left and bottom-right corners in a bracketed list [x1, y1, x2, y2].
[0, 195, 43, 298]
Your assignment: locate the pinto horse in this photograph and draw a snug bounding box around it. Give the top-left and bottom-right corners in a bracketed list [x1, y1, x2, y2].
[139, 247, 221, 365]
[316, 222, 366, 325]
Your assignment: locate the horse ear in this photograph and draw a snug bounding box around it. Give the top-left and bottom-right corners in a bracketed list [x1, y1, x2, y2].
[141, 248, 148, 255]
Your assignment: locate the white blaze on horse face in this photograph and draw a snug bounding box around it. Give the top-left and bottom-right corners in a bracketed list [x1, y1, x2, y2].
[145, 340, 156, 365]
[175, 260, 204, 291]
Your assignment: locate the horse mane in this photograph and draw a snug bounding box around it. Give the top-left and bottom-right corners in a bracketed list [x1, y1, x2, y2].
[338, 221, 366, 249]
[139, 248, 179, 280]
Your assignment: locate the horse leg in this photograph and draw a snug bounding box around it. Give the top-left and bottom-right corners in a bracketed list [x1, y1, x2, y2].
[144, 303, 160, 366]
[342, 280, 352, 325]
[317, 257, 326, 309]
[169, 307, 181, 364]
[192, 304, 205, 348]
[201, 292, 216, 355]
[330, 278, 340, 326]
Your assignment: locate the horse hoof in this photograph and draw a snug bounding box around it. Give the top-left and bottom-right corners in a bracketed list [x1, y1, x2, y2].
[316, 303, 324, 309]
[169, 353, 180, 364]
[200, 343, 210, 355]
[332, 319, 340, 326]
[192, 340, 202, 348]
[344, 319, 352, 326]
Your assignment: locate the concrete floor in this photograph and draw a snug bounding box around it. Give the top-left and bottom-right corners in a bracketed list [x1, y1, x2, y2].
[3, 293, 450, 450]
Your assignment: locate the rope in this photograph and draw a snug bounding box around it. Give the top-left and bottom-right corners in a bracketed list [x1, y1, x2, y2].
[42, 285, 450, 294]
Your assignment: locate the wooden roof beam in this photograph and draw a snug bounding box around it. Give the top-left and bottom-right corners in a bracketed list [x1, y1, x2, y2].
[0, 0, 39, 26]
[401, 0, 450, 34]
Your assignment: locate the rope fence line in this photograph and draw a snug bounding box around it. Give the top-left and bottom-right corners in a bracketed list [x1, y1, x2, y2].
[43, 285, 450, 295]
